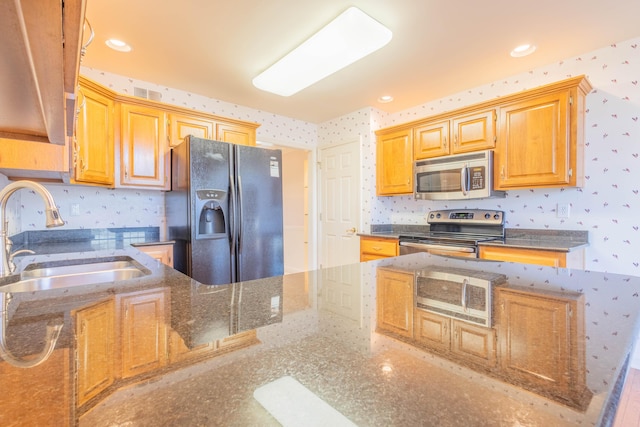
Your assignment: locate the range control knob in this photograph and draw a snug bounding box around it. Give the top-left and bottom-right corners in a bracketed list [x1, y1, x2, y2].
[436, 213, 441, 218]
[485, 213, 491, 219]
[494, 213, 501, 220]
[429, 213, 434, 219]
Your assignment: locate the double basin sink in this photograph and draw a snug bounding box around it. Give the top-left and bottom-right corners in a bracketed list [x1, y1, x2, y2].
[0, 256, 152, 293]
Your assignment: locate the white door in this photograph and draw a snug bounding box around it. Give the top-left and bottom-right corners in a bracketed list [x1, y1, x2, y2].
[319, 140, 361, 268]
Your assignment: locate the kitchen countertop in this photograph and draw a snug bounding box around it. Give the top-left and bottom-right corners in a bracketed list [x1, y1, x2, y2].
[360, 225, 589, 252]
[1, 246, 638, 426]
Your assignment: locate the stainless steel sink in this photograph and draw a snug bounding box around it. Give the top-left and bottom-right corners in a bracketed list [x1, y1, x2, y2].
[1, 257, 151, 293]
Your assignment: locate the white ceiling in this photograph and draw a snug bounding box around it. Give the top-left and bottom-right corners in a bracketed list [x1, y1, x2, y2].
[81, 0, 640, 124]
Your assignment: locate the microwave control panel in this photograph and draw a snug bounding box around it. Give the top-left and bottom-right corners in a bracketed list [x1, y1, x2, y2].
[469, 166, 486, 190]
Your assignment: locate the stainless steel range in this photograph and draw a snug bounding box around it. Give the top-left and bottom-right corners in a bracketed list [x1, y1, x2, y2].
[398, 209, 505, 258]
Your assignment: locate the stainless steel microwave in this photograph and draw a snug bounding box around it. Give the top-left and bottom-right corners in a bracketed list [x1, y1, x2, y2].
[414, 150, 505, 200]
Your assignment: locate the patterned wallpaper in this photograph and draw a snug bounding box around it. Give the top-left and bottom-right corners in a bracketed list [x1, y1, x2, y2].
[2, 37, 639, 277]
[319, 36, 640, 276]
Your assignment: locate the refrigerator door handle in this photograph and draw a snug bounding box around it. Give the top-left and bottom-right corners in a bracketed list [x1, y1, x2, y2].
[229, 172, 238, 283]
[237, 175, 244, 254]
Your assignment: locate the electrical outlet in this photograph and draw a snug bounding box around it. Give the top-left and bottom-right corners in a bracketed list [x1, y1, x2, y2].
[557, 203, 570, 218]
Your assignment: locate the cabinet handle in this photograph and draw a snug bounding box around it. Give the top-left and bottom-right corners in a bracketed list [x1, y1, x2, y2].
[372, 246, 382, 251]
[124, 167, 129, 178]
[500, 166, 505, 180]
[81, 19, 95, 60]
[443, 136, 447, 149]
[167, 120, 171, 144]
[454, 135, 458, 146]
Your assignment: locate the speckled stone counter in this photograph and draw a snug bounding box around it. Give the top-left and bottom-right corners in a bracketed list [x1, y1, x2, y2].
[1, 248, 638, 426]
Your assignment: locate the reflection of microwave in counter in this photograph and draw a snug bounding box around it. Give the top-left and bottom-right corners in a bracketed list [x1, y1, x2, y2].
[415, 267, 506, 327]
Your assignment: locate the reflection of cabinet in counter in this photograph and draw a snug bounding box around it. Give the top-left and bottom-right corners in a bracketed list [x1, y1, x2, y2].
[376, 268, 413, 339]
[414, 309, 496, 369]
[117, 288, 169, 379]
[494, 286, 591, 408]
[74, 298, 115, 406]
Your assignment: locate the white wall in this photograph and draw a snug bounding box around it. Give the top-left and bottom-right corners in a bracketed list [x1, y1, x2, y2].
[282, 149, 309, 274]
[319, 36, 640, 276]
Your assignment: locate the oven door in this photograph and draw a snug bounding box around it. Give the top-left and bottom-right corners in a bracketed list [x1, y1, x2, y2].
[399, 241, 477, 258]
[415, 270, 491, 326]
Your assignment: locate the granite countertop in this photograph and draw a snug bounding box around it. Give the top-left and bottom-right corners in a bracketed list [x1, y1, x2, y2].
[360, 225, 589, 252]
[1, 246, 638, 425]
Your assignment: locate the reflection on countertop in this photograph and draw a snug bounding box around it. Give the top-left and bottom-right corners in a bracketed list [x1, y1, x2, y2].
[1, 248, 638, 426]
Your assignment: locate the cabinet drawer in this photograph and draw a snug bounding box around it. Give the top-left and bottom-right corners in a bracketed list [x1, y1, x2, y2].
[360, 237, 398, 257]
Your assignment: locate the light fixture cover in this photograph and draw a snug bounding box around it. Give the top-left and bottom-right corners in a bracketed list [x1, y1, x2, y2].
[253, 7, 392, 96]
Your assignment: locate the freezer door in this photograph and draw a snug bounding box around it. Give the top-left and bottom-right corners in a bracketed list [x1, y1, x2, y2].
[234, 144, 284, 282]
[188, 137, 234, 285]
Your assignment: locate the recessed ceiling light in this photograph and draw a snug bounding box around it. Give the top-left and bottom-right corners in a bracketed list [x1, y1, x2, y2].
[378, 95, 394, 103]
[253, 7, 393, 96]
[510, 44, 536, 58]
[106, 38, 132, 52]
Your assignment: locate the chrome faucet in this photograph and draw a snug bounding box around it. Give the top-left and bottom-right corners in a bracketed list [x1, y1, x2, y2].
[0, 181, 65, 277]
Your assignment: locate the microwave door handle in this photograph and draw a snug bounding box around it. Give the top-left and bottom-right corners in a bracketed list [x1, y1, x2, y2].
[461, 278, 468, 312]
[460, 166, 468, 196]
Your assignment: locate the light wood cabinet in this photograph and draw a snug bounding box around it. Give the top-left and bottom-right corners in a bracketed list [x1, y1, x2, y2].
[495, 286, 590, 408]
[73, 82, 115, 186]
[376, 268, 414, 338]
[376, 128, 413, 195]
[414, 309, 496, 368]
[136, 243, 174, 267]
[414, 109, 496, 160]
[494, 77, 591, 189]
[119, 103, 170, 190]
[74, 299, 115, 406]
[168, 114, 214, 148]
[478, 245, 584, 269]
[117, 288, 169, 379]
[216, 121, 257, 146]
[360, 236, 398, 261]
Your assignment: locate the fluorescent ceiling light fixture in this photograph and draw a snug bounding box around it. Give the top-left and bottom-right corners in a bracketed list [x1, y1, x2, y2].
[510, 44, 536, 57]
[106, 38, 132, 52]
[253, 7, 392, 96]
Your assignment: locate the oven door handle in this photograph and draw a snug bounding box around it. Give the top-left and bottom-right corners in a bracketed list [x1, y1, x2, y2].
[399, 242, 476, 253]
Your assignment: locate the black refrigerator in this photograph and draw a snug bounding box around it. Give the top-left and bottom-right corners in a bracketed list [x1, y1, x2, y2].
[167, 136, 284, 285]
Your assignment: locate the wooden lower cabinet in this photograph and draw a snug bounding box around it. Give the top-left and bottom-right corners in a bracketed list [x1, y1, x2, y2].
[117, 288, 169, 379]
[479, 245, 584, 268]
[136, 243, 174, 267]
[376, 268, 414, 338]
[495, 286, 590, 408]
[360, 236, 398, 261]
[74, 299, 115, 406]
[414, 309, 496, 369]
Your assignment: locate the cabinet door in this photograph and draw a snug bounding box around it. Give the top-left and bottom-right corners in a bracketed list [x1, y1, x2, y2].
[376, 129, 413, 195]
[451, 109, 496, 154]
[118, 289, 168, 378]
[75, 299, 115, 406]
[120, 104, 169, 189]
[414, 120, 449, 159]
[376, 269, 414, 338]
[414, 309, 450, 352]
[216, 121, 256, 146]
[495, 91, 571, 189]
[168, 114, 214, 148]
[451, 319, 496, 368]
[74, 85, 114, 185]
[495, 288, 575, 397]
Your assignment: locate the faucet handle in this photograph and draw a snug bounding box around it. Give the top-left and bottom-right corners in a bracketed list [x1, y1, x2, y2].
[8, 249, 35, 274]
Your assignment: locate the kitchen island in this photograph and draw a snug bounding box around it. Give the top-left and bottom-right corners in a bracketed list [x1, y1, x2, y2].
[1, 248, 639, 426]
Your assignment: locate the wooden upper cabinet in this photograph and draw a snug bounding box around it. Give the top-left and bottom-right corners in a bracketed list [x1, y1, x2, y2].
[119, 103, 170, 190]
[73, 83, 115, 186]
[376, 128, 413, 195]
[216, 121, 257, 146]
[414, 120, 450, 159]
[168, 114, 214, 148]
[414, 110, 496, 160]
[495, 77, 591, 190]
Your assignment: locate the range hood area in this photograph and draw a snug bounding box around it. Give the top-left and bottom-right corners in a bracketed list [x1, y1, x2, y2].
[0, 0, 87, 181]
